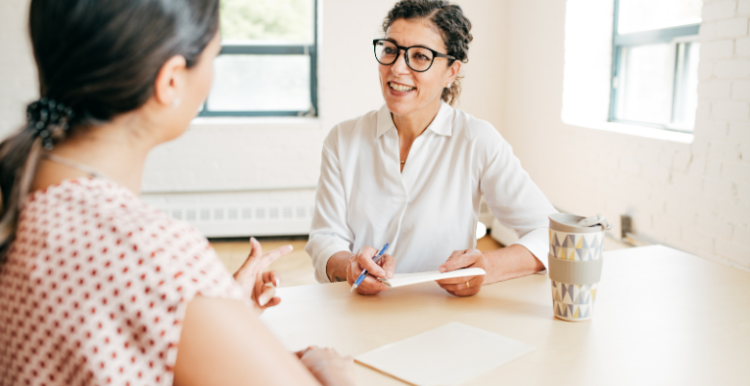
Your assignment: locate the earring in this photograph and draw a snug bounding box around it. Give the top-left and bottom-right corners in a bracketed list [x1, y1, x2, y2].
[172, 97, 181, 108]
[446, 83, 452, 89]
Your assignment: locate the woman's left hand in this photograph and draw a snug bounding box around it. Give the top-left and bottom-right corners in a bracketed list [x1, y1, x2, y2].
[233, 237, 292, 311]
[436, 248, 488, 297]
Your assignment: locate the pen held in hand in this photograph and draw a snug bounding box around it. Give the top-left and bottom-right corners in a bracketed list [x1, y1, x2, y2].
[350, 243, 390, 293]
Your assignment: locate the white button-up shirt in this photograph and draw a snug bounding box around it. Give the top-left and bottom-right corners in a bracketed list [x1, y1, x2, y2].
[306, 102, 557, 283]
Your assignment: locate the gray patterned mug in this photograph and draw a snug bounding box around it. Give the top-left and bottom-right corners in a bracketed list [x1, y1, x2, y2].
[548, 213, 610, 321]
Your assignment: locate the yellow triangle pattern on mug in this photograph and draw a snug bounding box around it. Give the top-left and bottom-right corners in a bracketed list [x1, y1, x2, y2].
[548, 229, 604, 261]
[551, 281, 598, 321]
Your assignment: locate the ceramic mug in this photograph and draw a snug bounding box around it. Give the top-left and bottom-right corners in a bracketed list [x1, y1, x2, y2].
[548, 213, 610, 322]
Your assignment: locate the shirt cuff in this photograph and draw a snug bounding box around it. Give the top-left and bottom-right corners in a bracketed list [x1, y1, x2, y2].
[510, 227, 549, 274]
[312, 243, 352, 283]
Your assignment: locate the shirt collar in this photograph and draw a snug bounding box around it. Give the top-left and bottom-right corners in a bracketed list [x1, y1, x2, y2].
[376, 101, 454, 138]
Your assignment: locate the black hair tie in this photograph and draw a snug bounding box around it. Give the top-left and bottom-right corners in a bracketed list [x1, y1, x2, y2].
[26, 97, 75, 150]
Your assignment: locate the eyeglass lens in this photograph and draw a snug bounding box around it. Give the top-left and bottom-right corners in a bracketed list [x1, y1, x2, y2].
[374, 40, 435, 72]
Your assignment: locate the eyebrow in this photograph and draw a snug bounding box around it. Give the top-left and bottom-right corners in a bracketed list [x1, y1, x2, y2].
[383, 37, 438, 52]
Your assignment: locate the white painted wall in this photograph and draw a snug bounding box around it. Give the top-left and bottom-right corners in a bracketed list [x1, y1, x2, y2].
[0, 0, 37, 136]
[141, 0, 506, 192]
[0, 0, 506, 187]
[502, 0, 750, 269]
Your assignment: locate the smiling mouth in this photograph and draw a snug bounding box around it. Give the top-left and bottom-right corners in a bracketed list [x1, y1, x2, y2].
[389, 82, 415, 92]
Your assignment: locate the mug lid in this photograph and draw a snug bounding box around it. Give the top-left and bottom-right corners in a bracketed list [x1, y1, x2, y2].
[549, 213, 611, 233]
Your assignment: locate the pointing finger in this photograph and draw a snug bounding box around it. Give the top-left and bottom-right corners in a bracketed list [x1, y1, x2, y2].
[260, 244, 293, 267]
[234, 237, 264, 281]
[249, 237, 263, 259]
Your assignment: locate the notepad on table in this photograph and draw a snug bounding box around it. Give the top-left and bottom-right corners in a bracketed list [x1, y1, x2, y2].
[355, 322, 534, 386]
[356, 322, 534, 385]
[378, 268, 486, 288]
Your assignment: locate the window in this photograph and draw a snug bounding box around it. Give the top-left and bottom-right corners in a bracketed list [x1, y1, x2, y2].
[609, 0, 702, 132]
[200, 0, 317, 117]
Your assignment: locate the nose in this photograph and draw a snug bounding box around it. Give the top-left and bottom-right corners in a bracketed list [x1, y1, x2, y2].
[391, 49, 410, 75]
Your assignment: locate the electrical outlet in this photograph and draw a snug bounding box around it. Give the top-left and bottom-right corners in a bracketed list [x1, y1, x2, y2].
[620, 215, 632, 239]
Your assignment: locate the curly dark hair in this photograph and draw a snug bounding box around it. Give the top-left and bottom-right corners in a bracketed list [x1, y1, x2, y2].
[382, 0, 473, 106]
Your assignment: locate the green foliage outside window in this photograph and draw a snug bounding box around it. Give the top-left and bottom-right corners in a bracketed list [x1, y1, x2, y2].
[220, 0, 313, 43]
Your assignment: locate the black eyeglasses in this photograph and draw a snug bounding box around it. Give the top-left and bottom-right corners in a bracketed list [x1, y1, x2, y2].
[373, 39, 456, 73]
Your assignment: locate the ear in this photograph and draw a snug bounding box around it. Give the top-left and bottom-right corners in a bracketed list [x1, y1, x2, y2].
[153, 55, 188, 107]
[446, 60, 462, 86]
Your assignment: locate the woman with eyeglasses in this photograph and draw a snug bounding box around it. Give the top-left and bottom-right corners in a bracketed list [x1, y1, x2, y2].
[0, 0, 354, 385]
[306, 0, 557, 296]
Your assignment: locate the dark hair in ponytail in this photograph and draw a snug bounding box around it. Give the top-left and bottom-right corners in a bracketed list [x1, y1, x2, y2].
[382, 0, 473, 106]
[0, 0, 220, 262]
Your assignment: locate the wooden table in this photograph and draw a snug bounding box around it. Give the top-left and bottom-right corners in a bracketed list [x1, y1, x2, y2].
[261, 246, 750, 385]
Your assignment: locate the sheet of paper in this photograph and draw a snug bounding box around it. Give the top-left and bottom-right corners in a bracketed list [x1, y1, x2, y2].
[355, 322, 535, 386]
[379, 268, 486, 288]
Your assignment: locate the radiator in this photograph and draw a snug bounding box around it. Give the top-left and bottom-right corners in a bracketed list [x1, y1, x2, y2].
[142, 190, 497, 239]
[140, 189, 316, 238]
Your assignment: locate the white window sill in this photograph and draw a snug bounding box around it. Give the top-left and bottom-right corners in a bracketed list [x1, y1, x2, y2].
[563, 119, 694, 144]
[190, 117, 320, 127]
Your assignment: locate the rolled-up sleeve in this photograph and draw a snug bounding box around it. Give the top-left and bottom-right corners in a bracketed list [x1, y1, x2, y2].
[306, 136, 354, 283]
[478, 131, 557, 271]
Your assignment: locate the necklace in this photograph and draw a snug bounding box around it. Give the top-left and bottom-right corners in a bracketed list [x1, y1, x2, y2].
[400, 160, 406, 164]
[43, 153, 109, 179]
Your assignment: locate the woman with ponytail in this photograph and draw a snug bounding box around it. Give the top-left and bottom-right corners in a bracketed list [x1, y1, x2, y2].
[0, 1, 353, 385]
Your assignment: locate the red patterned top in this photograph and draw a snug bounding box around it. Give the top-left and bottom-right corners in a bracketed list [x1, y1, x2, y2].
[0, 178, 245, 386]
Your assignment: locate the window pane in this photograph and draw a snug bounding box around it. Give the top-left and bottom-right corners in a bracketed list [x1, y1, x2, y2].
[220, 0, 314, 44]
[615, 44, 673, 125]
[207, 55, 311, 111]
[673, 42, 700, 131]
[618, 0, 702, 34]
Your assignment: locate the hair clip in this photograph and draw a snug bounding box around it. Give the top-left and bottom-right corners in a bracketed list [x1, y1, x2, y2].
[26, 98, 75, 150]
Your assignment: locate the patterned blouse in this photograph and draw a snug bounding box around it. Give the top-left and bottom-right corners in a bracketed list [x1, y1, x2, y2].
[0, 178, 245, 386]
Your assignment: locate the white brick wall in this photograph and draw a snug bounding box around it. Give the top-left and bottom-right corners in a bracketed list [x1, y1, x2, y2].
[686, 0, 750, 268]
[506, 0, 750, 271]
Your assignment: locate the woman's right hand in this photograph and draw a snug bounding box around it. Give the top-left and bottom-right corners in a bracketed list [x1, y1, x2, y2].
[296, 346, 355, 386]
[233, 237, 291, 311]
[346, 246, 395, 295]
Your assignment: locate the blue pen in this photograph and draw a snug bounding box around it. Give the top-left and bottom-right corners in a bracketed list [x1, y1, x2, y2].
[350, 243, 390, 293]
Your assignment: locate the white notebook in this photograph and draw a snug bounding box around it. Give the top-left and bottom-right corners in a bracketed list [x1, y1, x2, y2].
[378, 268, 486, 288]
[355, 322, 535, 386]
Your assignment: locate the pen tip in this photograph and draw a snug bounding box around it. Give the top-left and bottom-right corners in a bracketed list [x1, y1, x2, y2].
[350, 285, 357, 293]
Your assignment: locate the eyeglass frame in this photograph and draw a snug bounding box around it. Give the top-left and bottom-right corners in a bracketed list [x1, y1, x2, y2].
[372, 38, 456, 73]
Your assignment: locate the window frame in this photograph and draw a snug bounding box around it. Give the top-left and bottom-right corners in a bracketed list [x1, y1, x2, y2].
[608, 0, 700, 133]
[199, 0, 318, 118]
